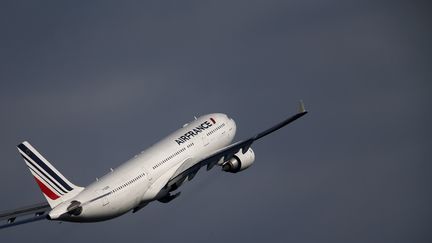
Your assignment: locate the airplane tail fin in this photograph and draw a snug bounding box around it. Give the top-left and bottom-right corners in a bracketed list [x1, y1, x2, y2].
[17, 141, 84, 208]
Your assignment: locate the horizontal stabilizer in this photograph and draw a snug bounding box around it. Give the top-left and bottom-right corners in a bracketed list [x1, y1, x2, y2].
[0, 202, 50, 230]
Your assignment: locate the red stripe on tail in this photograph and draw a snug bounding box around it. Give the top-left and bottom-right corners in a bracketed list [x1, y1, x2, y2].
[33, 176, 60, 200]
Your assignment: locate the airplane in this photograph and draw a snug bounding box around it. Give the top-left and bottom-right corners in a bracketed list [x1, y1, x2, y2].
[0, 101, 307, 229]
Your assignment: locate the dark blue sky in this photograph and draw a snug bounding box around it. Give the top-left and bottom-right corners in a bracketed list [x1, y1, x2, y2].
[0, 1, 431, 242]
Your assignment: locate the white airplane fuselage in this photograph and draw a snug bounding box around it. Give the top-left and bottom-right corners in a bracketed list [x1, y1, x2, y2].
[48, 113, 236, 222]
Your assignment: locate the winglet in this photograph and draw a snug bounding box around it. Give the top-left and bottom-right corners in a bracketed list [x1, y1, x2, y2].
[299, 100, 306, 113]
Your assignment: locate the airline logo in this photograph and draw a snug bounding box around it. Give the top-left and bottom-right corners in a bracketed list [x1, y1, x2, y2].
[175, 119, 215, 145]
[17, 143, 74, 200]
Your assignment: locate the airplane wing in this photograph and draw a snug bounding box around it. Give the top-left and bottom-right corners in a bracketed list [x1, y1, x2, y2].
[0, 202, 50, 230]
[167, 101, 308, 188]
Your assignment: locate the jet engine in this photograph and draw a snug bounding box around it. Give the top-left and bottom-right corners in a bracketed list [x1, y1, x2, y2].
[222, 148, 255, 173]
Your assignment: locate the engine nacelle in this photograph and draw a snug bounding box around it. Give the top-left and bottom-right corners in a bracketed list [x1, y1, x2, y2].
[222, 148, 255, 173]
